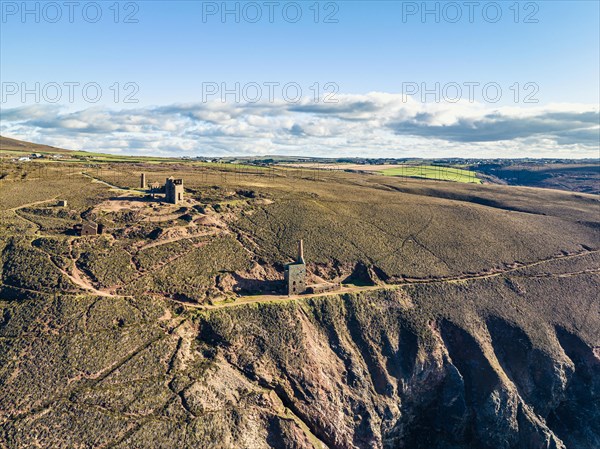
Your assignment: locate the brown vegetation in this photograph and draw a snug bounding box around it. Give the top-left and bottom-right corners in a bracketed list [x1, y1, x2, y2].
[0, 142, 598, 448]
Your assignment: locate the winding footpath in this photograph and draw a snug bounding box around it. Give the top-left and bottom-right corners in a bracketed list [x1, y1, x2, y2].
[182, 249, 600, 311]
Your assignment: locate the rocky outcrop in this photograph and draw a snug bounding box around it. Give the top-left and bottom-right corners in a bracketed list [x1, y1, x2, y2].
[2, 280, 598, 448]
[197, 290, 599, 448]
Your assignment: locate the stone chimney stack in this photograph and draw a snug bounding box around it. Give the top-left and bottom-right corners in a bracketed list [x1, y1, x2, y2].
[297, 239, 305, 264]
[140, 173, 146, 189]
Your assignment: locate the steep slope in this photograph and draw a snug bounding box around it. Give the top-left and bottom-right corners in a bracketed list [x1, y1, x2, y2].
[1, 158, 599, 448]
[1, 266, 598, 448]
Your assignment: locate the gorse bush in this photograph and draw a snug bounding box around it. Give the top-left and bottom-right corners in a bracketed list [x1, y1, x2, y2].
[2, 239, 73, 292]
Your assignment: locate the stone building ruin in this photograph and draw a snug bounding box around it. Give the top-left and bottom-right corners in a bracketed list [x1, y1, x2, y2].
[74, 221, 101, 236]
[165, 177, 184, 204]
[285, 240, 307, 295]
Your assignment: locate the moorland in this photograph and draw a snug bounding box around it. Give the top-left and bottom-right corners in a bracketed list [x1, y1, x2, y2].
[0, 137, 599, 448]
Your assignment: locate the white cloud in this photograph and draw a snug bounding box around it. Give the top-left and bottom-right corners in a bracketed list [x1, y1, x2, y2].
[2, 93, 598, 158]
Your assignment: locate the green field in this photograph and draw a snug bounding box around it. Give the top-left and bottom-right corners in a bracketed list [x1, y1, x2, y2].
[380, 165, 481, 184]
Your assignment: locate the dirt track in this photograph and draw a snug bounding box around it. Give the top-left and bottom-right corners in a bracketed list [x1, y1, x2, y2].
[183, 249, 600, 311]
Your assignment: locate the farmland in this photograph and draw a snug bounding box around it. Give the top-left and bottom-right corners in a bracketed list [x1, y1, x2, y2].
[379, 165, 481, 183]
[282, 162, 482, 184]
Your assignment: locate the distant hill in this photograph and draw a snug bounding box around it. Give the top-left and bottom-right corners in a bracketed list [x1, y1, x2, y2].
[0, 135, 70, 155]
[2, 136, 598, 194]
[477, 162, 600, 195]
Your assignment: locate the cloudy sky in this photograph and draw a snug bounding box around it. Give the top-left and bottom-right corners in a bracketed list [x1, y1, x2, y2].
[1, 1, 599, 158]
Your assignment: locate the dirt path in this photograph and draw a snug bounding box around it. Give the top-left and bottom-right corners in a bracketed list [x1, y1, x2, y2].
[440, 250, 600, 284]
[8, 198, 58, 212]
[52, 239, 131, 298]
[64, 264, 118, 297]
[10, 198, 59, 234]
[198, 249, 600, 311]
[143, 214, 183, 223]
[138, 229, 225, 251]
[82, 173, 142, 193]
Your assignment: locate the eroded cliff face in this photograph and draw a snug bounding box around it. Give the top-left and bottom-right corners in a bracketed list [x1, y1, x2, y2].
[197, 288, 599, 449]
[1, 272, 599, 449]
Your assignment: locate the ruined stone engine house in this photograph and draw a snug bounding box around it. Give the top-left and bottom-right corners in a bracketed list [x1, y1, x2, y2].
[165, 177, 184, 204]
[284, 240, 307, 295]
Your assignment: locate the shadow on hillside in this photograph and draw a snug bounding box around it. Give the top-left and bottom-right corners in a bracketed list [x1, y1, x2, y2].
[108, 195, 164, 203]
[231, 274, 286, 296]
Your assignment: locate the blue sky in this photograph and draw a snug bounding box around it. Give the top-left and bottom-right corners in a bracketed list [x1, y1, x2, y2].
[1, 1, 599, 157]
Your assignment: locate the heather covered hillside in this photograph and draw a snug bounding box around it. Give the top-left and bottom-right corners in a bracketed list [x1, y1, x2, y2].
[1, 147, 599, 448]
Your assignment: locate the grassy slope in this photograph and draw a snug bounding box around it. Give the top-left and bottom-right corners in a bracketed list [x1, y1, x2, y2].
[379, 165, 481, 184]
[0, 135, 264, 169]
[0, 139, 599, 448]
[1, 159, 598, 287]
[0, 136, 69, 154]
